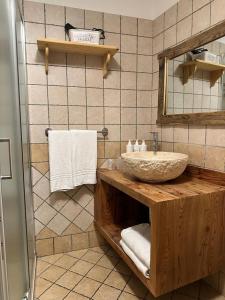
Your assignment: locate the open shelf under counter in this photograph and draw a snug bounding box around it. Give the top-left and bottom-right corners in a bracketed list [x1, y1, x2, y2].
[95, 167, 225, 297]
[37, 38, 119, 77]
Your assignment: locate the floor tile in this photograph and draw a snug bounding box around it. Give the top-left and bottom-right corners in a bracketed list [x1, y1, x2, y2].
[114, 260, 132, 276]
[119, 291, 142, 299]
[36, 260, 51, 276]
[70, 259, 94, 276]
[39, 284, 70, 300]
[40, 265, 66, 282]
[41, 253, 63, 265]
[74, 277, 101, 298]
[104, 270, 130, 290]
[56, 270, 83, 290]
[97, 254, 119, 270]
[67, 249, 88, 259]
[124, 277, 148, 298]
[90, 245, 109, 254]
[64, 292, 89, 300]
[34, 277, 52, 298]
[92, 284, 121, 300]
[54, 254, 77, 269]
[81, 249, 103, 264]
[86, 264, 111, 282]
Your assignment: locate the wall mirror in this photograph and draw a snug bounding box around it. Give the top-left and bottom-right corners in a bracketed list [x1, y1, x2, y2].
[157, 20, 225, 125]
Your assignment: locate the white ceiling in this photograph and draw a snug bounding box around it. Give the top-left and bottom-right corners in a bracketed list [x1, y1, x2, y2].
[28, 0, 178, 20]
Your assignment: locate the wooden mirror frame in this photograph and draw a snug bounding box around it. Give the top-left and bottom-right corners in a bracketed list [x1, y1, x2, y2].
[157, 20, 225, 125]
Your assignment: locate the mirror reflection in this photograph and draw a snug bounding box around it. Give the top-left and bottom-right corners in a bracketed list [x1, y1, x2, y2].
[166, 38, 225, 115]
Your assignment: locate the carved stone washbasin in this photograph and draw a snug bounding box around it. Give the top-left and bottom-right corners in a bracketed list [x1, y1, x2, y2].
[121, 151, 188, 183]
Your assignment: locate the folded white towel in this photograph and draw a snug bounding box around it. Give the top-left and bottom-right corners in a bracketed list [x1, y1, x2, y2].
[121, 223, 151, 269]
[120, 239, 150, 278]
[71, 130, 97, 187]
[49, 130, 73, 192]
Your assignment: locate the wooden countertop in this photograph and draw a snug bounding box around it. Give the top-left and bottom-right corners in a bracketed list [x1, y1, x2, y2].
[97, 168, 225, 207]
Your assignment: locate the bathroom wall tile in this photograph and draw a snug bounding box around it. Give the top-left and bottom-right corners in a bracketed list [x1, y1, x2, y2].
[205, 147, 225, 171]
[36, 238, 54, 257]
[103, 108, 121, 127]
[85, 10, 103, 29]
[46, 25, 65, 40]
[188, 144, 205, 167]
[161, 142, 174, 152]
[177, 15, 192, 42]
[164, 25, 177, 48]
[137, 108, 151, 124]
[104, 13, 120, 33]
[121, 72, 136, 90]
[206, 126, 225, 147]
[54, 236, 72, 254]
[189, 126, 206, 145]
[49, 106, 68, 125]
[97, 141, 105, 157]
[121, 35, 137, 54]
[121, 108, 136, 124]
[153, 14, 164, 36]
[30, 125, 48, 144]
[104, 71, 120, 89]
[105, 125, 120, 141]
[137, 91, 151, 107]
[25, 22, 45, 44]
[48, 214, 70, 235]
[29, 105, 48, 125]
[137, 73, 152, 91]
[174, 125, 189, 143]
[66, 7, 84, 28]
[211, 0, 225, 25]
[24, 1, 44, 23]
[87, 88, 103, 106]
[69, 106, 86, 124]
[86, 69, 103, 88]
[137, 125, 151, 140]
[48, 86, 67, 105]
[121, 53, 137, 72]
[193, 0, 210, 11]
[121, 90, 136, 107]
[87, 107, 104, 124]
[165, 4, 177, 29]
[28, 85, 47, 105]
[68, 87, 86, 106]
[72, 233, 89, 250]
[138, 19, 152, 37]
[109, 53, 121, 71]
[67, 67, 85, 87]
[178, 0, 193, 21]
[152, 34, 163, 55]
[27, 65, 47, 85]
[26, 43, 45, 65]
[30, 144, 49, 162]
[138, 37, 152, 55]
[48, 66, 67, 86]
[104, 89, 120, 107]
[46, 4, 65, 26]
[86, 55, 102, 69]
[137, 55, 152, 73]
[174, 142, 189, 156]
[88, 230, 106, 247]
[35, 202, 57, 225]
[121, 16, 137, 35]
[161, 126, 174, 142]
[192, 5, 210, 35]
[105, 32, 121, 49]
[67, 54, 85, 68]
[105, 142, 121, 158]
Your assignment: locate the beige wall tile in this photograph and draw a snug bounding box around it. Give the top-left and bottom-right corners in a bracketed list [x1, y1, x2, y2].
[25, 22, 45, 43]
[48, 66, 67, 86]
[174, 126, 189, 143]
[104, 107, 120, 124]
[49, 106, 68, 125]
[36, 238, 54, 257]
[153, 34, 163, 55]
[24, 1, 44, 23]
[72, 232, 89, 250]
[137, 55, 152, 73]
[28, 85, 47, 105]
[189, 126, 206, 145]
[105, 142, 121, 158]
[97, 141, 105, 157]
[104, 89, 120, 107]
[153, 14, 164, 36]
[48, 86, 67, 105]
[31, 144, 49, 162]
[121, 53, 137, 72]
[192, 5, 210, 35]
[164, 25, 177, 48]
[174, 143, 189, 156]
[105, 125, 121, 141]
[121, 72, 136, 90]
[137, 108, 151, 124]
[137, 73, 152, 91]
[138, 37, 152, 55]
[211, 0, 225, 26]
[104, 13, 120, 33]
[105, 32, 121, 49]
[46, 25, 65, 40]
[121, 90, 136, 107]
[206, 126, 225, 147]
[178, 0, 193, 21]
[193, 0, 210, 11]
[68, 87, 86, 106]
[86, 69, 103, 88]
[87, 88, 103, 106]
[188, 144, 205, 167]
[54, 236, 72, 254]
[30, 125, 48, 144]
[121, 35, 137, 53]
[88, 229, 107, 247]
[138, 19, 152, 37]
[66, 7, 84, 28]
[121, 125, 136, 141]
[121, 108, 136, 124]
[26, 44, 44, 65]
[29, 105, 48, 125]
[46, 4, 65, 26]
[177, 16, 192, 42]
[87, 107, 104, 124]
[67, 54, 85, 68]
[121, 16, 137, 35]
[137, 125, 151, 140]
[104, 71, 120, 89]
[165, 4, 177, 29]
[85, 10, 103, 29]
[205, 146, 225, 171]
[69, 106, 86, 124]
[27, 65, 47, 85]
[67, 67, 85, 87]
[86, 55, 102, 69]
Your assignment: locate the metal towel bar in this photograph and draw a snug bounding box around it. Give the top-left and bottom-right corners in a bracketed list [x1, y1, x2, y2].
[45, 127, 108, 137]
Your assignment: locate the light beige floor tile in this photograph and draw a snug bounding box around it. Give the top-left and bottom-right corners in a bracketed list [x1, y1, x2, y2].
[39, 284, 69, 300]
[74, 277, 101, 298]
[107, 248, 119, 258]
[81, 250, 103, 264]
[35, 277, 52, 298]
[70, 260, 94, 276]
[36, 260, 51, 276]
[97, 254, 119, 270]
[114, 260, 132, 276]
[119, 291, 142, 299]
[54, 254, 77, 269]
[56, 271, 83, 290]
[40, 265, 66, 282]
[90, 245, 109, 254]
[67, 249, 88, 259]
[86, 264, 111, 282]
[104, 270, 129, 290]
[124, 277, 148, 298]
[92, 284, 121, 300]
[64, 292, 89, 300]
[41, 254, 63, 265]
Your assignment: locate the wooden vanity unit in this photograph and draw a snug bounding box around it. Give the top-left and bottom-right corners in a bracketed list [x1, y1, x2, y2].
[94, 166, 225, 297]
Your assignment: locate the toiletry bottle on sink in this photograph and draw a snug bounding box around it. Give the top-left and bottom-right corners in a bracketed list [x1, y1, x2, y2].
[140, 140, 147, 152]
[126, 140, 133, 153]
[134, 140, 140, 152]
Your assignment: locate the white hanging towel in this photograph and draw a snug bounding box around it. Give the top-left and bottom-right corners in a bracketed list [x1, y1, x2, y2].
[120, 223, 151, 277]
[71, 130, 97, 187]
[49, 130, 73, 192]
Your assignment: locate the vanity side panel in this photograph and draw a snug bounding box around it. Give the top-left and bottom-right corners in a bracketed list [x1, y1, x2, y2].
[151, 192, 225, 296]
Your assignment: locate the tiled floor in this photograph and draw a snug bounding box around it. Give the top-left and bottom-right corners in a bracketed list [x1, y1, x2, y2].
[35, 245, 225, 300]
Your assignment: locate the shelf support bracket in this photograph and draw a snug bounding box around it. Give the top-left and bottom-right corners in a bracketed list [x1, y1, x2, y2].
[45, 46, 49, 75]
[103, 52, 112, 78]
[210, 69, 224, 87]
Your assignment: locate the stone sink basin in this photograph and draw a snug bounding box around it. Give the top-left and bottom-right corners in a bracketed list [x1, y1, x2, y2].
[121, 151, 188, 183]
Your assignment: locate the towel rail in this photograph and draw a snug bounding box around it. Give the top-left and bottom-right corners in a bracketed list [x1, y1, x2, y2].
[45, 127, 108, 137]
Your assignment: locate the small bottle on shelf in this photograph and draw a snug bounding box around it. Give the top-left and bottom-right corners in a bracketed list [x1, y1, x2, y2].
[126, 140, 133, 153]
[140, 140, 147, 152]
[134, 140, 140, 152]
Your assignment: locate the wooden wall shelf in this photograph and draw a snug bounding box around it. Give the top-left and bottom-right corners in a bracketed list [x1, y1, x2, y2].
[180, 59, 225, 87]
[37, 38, 119, 78]
[95, 167, 225, 297]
